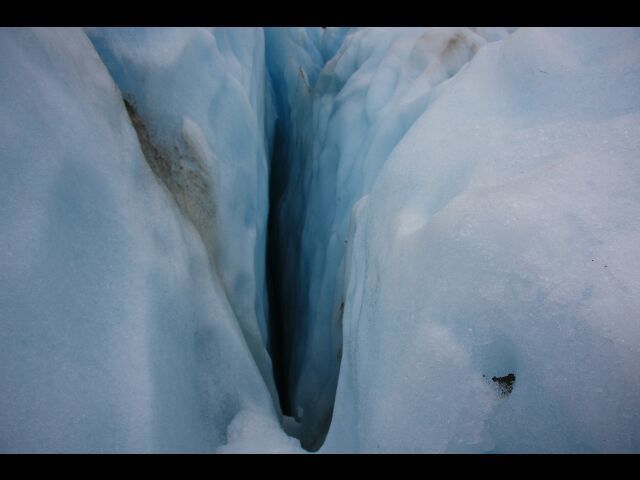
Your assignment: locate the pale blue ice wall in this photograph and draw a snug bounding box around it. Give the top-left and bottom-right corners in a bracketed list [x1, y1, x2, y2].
[265, 27, 513, 448]
[266, 27, 640, 452]
[318, 27, 640, 452]
[87, 27, 280, 407]
[0, 27, 301, 453]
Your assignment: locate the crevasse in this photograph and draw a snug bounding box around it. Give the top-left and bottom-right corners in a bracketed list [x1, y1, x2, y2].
[2, 27, 640, 454]
[265, 27, 516, 449]
[265, 27, 640, 452]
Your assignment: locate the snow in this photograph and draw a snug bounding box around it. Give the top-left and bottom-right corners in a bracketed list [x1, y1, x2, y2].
[216, 409, 304, 453]
[0, 27, 297, 453]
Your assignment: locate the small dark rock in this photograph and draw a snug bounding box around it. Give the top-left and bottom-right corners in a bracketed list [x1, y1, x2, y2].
[492, 373, 516, 397]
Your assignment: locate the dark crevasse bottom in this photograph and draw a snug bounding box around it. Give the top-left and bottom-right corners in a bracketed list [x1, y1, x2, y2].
[266, 120, 294, 419]
[266, 119, 339, 452]
[125, 52, 333, 448]
[265, 118, 340, 450]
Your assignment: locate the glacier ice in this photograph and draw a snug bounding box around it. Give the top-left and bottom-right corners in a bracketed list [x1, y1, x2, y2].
[0, 27, 300, 453]
[86, 27, 279, 406]
[319, 27, 640, 452]
[266, 26, 640, 452]
[1, 26, 640, 453]
[266, 26, 521, 449]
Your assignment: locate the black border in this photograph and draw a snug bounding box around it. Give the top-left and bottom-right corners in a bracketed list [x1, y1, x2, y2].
[3, 2, 640, 26]
[0, 453, 638, 475]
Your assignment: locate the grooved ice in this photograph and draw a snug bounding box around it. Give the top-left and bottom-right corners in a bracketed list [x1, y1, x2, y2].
[1, 27, 640, 453]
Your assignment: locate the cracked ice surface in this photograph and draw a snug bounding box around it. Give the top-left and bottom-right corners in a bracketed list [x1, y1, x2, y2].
[1, 27, 640, 453]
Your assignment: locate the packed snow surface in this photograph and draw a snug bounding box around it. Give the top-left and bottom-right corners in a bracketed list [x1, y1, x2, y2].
[1, 26, 640, 453]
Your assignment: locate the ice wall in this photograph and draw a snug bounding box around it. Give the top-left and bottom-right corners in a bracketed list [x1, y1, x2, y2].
[0, 27, 300, 453]
[320, 27, 640, 452]
[86, 28, 279, 405]
[266, 27, 514, 449]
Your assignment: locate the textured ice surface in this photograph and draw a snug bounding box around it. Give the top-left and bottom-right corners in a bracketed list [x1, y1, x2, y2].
[266, 27, 518, 448]
[86, 27, 279, 403]
[320, 27, 640, 452]
[0, 27, 298, 453]
[2, 26, 640, 454]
